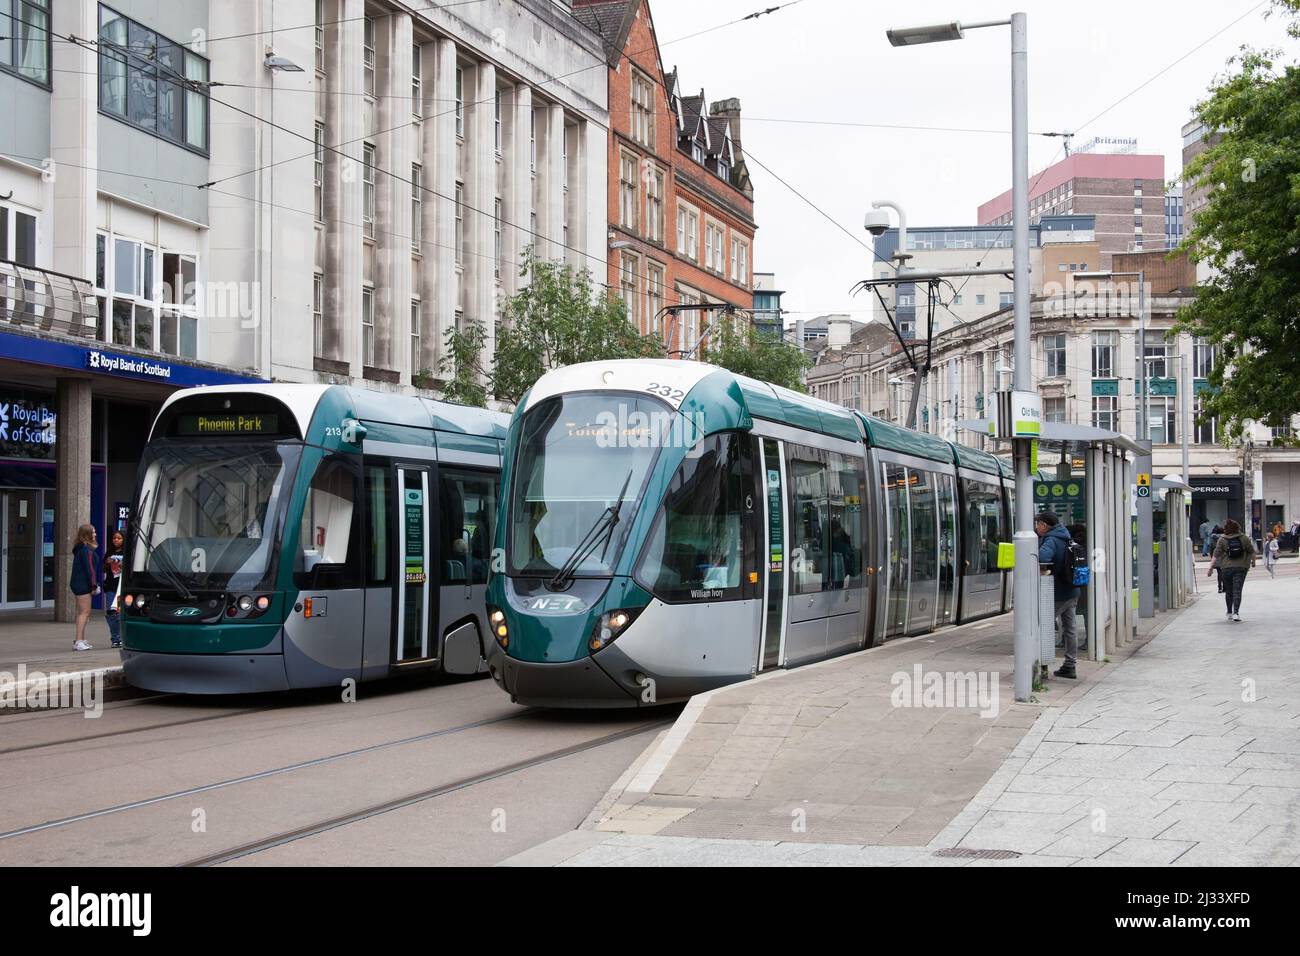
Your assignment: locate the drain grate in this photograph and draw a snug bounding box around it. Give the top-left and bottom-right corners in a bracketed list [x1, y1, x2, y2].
[932, 847, 1022, 860]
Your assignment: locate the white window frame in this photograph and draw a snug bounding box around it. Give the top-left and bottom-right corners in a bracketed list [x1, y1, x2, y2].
[455, 66, 464, 138]
[363, 17, 375, 98]
[645, 163, 664, 243]
[454, 181, 464, 267]
[411, 163, 422, 253]
[619, 151, 639, 231]
[362, 143, 376, 239]
[313, 272, 324, 356]
[314, 122, 326, 223]
[410, 298, 422, 377]
[362, 286, 375, 367]
[411, 44, 422, 118]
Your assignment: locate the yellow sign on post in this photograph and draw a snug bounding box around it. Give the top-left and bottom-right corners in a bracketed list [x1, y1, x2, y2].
[1137, 473, 1151, 486]
[997, 542, 1016, 569]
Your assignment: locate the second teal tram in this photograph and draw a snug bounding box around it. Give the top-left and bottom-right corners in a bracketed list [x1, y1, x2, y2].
[121, 384, 509, 694]
[484, 360, 1014, 708]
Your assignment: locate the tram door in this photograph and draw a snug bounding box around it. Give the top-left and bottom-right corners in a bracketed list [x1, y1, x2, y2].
[757, 438, 786, 672]
[394, 465, 437, 663]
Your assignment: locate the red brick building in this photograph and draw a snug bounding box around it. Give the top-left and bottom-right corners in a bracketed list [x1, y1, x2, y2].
[572, 0, 757, 354]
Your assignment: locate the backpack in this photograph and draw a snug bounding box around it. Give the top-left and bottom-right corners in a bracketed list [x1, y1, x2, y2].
[1227, 535, 1244, 560]
[1069, 540, 1090, 586]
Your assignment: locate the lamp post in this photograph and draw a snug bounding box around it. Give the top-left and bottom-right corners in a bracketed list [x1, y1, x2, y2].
[888, 12, 1037, 700]
[1078, 268, 1153, 620]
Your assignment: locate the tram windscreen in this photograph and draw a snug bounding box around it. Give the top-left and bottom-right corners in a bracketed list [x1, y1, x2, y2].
[132, 442, 303, 590]
[508, 394, 666, 577]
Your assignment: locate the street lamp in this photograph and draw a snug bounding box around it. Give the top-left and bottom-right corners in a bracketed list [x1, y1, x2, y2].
[888, 12, 1037, 700]
[1077, 268, 1155, 621]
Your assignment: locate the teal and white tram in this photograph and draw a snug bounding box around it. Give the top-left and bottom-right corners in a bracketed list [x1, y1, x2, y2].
[484, 360, 1013, 708]
[121, 384, 509, 694]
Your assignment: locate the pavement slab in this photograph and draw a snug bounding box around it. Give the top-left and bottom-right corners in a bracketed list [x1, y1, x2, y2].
[505, 569, 1300, 867]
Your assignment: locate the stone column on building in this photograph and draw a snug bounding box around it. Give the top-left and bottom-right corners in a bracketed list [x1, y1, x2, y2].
[1118, 329, 1138, 439]
[54, 379, 92, 624]
[49, 0, 98, 284]
[376, 13, 414, 378]
[506, 84, 534, 298]
[544, 104, 566, 263]
[467, 61, 497, 362]
[430, 37, 458, 375]
[324, 0, 365, 375]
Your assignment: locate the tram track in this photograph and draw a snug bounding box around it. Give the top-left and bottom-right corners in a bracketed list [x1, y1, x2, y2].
[0, 705, 276, 756]
[0, 709, 535, 842]
[178, 718, 672, 866]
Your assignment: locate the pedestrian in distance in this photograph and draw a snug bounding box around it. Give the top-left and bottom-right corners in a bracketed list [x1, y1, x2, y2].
[1263, 531, 1279, 580]
[102, 529, 125, 648]
[1199, 518, 1213, 558]
[1291, 519, 1300, 554]
[1036, 511, 1081, 680]
[1211, 524, 1225, 591]
[1208, 518, 1256, 622]
[69, 523, 102, 651]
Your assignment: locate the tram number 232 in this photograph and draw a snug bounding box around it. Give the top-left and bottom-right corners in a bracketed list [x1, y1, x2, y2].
[645, 383, 685, 402]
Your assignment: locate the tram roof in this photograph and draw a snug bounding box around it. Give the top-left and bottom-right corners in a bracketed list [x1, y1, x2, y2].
[153, 383, 508, 441]
[853, 413, 955, 464]
[951, 442, 1006, 477]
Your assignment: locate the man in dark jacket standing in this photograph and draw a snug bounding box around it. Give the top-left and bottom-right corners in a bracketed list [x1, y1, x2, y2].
[1036, 511, 1081, 680]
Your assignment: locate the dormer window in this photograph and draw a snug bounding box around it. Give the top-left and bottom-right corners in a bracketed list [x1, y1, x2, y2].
[693, 141, 705, 164]
[718, 160, 730, 182]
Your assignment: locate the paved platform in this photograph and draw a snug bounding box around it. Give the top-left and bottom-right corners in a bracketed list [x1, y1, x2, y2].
[505, 562, 1300, 867]
[0, 611, 123, 676]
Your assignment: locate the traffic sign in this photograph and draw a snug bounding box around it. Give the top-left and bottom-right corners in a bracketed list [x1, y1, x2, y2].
[1137, 485, 1151, 498]
[1136, 473, 1151, 487]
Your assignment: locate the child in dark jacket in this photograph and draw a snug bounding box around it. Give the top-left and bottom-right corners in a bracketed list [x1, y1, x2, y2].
[102, 529, 125, 648]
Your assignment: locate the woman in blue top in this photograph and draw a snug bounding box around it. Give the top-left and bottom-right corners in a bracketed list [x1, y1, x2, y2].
[69, 523, 102, 651]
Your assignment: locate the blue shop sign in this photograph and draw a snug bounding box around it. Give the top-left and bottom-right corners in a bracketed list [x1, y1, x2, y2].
[0, 394, 57, 460]
[1, 329, 263, 389]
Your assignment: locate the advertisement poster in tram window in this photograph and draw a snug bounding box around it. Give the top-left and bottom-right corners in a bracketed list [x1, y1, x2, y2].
[404, 488, 426, 584]
[767, 469, 783, 572]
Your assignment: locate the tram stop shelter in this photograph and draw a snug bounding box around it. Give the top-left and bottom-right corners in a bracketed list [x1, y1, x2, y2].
[956, 420, 1190, 665]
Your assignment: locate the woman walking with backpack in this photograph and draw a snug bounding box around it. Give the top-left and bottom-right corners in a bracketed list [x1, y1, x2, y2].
[1208, 519, 1256, 621]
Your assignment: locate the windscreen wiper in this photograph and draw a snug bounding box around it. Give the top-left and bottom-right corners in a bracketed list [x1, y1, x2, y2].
[548, 470, 633, 591]
[128, 489, 196, 600]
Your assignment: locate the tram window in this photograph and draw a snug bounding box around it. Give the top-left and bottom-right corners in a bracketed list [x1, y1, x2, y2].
[961, 478, 1003, 575]
[787, 445, 829, 595]
[826, 451, 866, 590]
[295, 455, 362, 589]
[365, 463, 393, 586]
[636, 432, 752, 601]
[439, 470, 497, 585]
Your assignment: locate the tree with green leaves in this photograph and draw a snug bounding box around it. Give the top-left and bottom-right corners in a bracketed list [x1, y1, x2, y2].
[440, 248, 666, 408]
[1174, 0, 1300, 438]
[697, 316, 810, 393]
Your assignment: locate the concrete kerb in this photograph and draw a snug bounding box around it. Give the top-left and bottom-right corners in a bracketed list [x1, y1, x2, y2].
[584, 612, 1051, 831]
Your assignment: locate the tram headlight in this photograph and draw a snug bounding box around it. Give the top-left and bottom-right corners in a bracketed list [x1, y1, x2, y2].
[590, 608, 639, 653]
[488, 607, 509, 648]
[255, 596, 271, 612]
[123, 594, 134, 607]
[237, 595, 254, 612]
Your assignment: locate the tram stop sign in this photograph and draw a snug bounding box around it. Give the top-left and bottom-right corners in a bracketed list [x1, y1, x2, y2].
[1136, 472, 1151, 498]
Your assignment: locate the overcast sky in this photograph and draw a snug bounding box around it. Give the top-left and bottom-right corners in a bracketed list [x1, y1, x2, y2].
[649, 0, 1286, 321]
